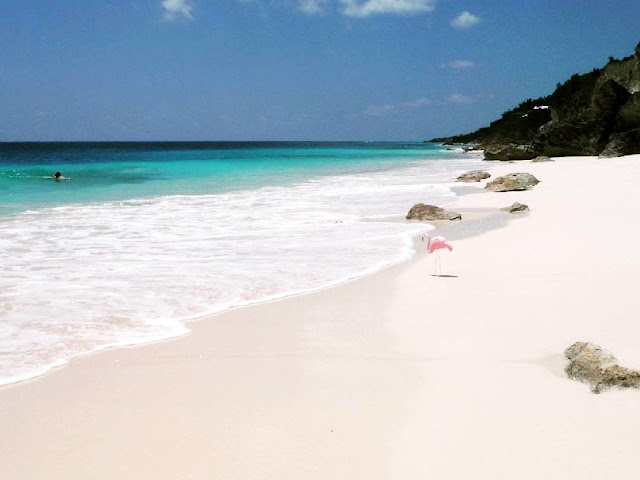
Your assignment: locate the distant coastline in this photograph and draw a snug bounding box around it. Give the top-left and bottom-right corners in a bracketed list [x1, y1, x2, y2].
[431, 41, 640, 160]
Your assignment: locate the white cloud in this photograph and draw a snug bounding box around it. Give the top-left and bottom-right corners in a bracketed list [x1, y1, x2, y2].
[298, 0, 329, 14]
[450, 11, 480, 29]
[364, 104, 395, 116]
[403, 97, 432, 108]
[364, 97, 432, 116]
[162, 0, 194, 20]
[440, 60, 475, 69]
[339, 0, 435, 17]
[449, 93, 474, 104]
[239, 0, 435, 17]
[449, 59, 474, 69]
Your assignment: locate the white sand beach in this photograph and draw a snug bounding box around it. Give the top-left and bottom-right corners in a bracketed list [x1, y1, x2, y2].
[2, 155, 640, 479]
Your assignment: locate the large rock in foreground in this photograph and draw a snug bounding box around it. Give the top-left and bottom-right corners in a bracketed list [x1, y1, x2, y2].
[456, 171, 491, 182]
[564, 342, 640, 394]
[406, 204, 461, 221]
[483, 143, 536, 161]
[485, 173, 540, 192]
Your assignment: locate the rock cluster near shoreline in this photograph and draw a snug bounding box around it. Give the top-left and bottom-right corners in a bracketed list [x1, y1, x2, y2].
[564, 342, 640, 394]
[485, 173, 540, 192]
[406, 204, 461, 221]
[431, 41, 640, 159]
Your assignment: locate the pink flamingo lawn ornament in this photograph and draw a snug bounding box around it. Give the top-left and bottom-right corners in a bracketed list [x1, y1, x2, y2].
[421, 233, 453, 276]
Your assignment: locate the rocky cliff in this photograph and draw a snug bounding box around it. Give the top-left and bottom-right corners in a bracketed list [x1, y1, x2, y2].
[432, 42, 640, 159]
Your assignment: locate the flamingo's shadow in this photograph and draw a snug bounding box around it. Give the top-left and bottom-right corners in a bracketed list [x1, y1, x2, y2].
[430, 274, 458, 278]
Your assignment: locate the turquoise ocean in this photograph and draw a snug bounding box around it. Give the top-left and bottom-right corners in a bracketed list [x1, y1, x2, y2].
[0, 142, 484, 386]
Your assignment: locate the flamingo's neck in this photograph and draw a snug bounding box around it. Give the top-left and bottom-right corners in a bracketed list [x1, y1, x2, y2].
[424, 234, 431, 251]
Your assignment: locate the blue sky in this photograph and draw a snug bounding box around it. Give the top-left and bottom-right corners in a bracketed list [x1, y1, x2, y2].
[1, 0, 639, 141]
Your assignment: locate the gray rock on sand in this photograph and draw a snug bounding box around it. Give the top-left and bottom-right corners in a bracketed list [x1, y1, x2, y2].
[599, 128, 640, 158]
[500, 202, 529, 213]
[531, 155, 554, 162]
[483, 143, 536, 161]
[564, 341, 640, 394]
[406, 204, 462, 221]
[456, 171, 491, 182]
[485, 173, 540, 192]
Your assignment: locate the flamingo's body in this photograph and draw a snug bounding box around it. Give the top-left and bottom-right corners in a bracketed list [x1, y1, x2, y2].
[421, 234, 453, 254]
[422, 233, 453, 276]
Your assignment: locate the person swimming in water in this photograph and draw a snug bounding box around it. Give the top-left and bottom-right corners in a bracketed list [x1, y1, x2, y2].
[53, 172, 61, 180]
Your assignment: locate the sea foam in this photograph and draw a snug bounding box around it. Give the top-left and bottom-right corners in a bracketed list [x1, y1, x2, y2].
[0, 153, 484, 386]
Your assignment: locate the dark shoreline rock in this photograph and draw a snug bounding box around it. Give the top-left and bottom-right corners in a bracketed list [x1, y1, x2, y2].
[483, 143, 536, 161]
[485, 173, 540, 192]
[531, 155, 554, 162]
[456, 171, 491, 182]
[599, 128, 640, 158]
[406, 204, 462, 221]
[565, 342, 640, 394]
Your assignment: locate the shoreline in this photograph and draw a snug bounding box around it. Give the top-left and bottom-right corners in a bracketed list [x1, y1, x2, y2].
[3, 155, 640, 479]
[0, 203, 510, 391]
[0, 202, 503, 392]
[0, 156, 486, 390]
[0, 148, 485, 389]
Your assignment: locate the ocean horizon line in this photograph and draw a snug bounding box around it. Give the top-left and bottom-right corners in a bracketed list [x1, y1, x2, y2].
[0, 140, 438, 145]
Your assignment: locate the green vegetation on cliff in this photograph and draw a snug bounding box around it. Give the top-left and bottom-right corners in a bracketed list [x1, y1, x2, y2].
[432, 41, 640, 158]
